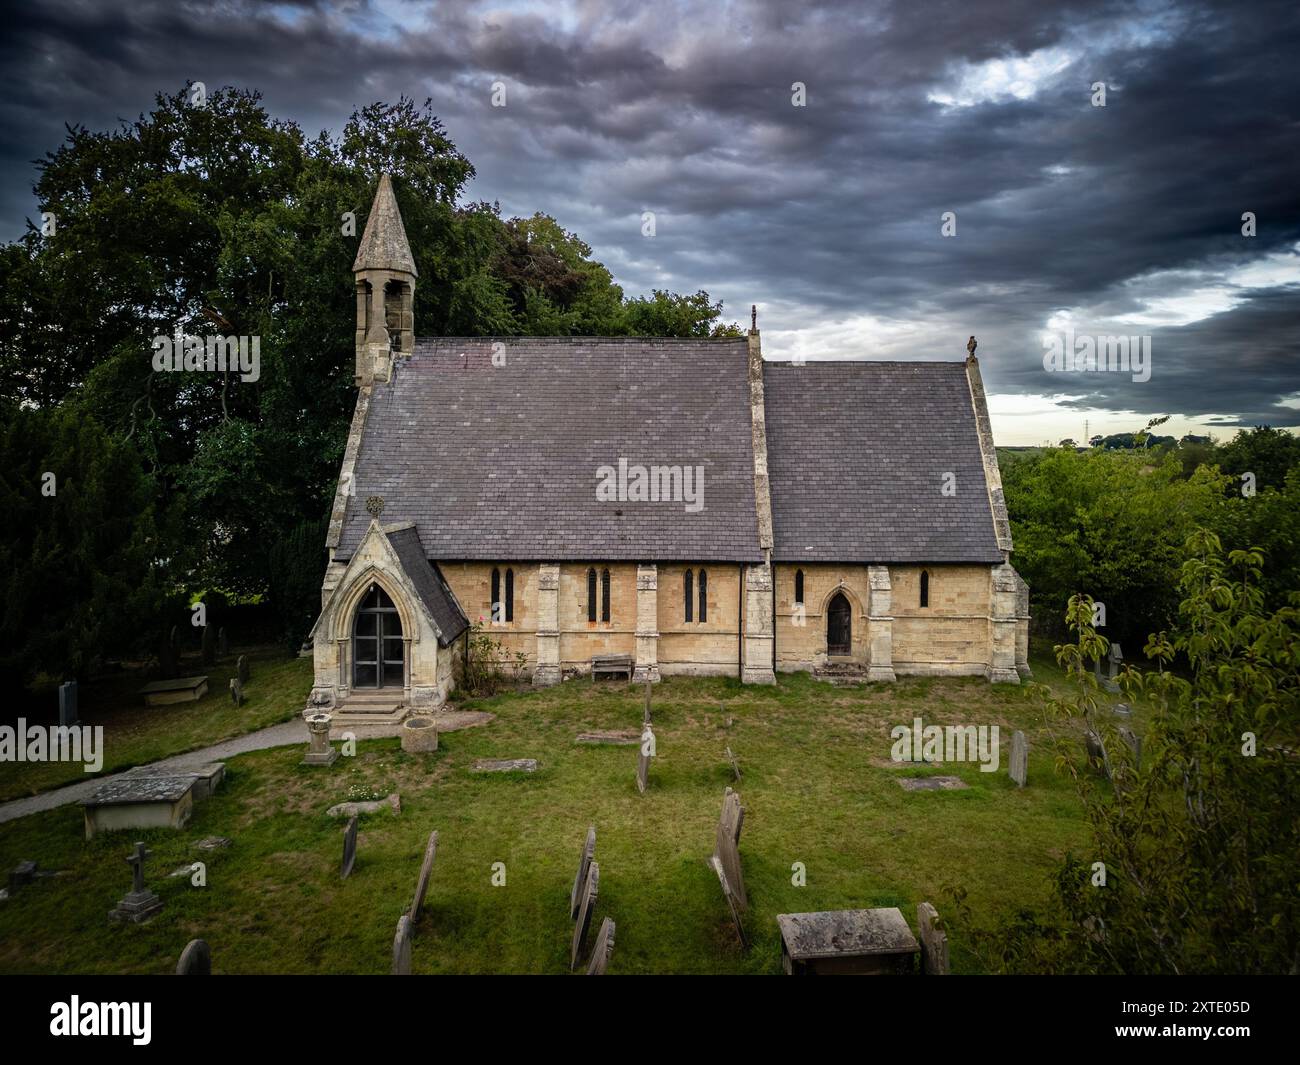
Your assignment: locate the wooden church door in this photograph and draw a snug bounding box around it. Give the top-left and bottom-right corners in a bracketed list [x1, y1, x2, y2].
[827, 592, 851, 656]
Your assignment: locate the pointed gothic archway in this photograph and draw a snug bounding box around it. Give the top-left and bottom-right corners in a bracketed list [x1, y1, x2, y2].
[352, 583, 405, 688]
[827, 591, 852, 656]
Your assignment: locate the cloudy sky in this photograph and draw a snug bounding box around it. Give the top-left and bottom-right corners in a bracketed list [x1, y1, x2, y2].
[1, 0, 1297, 443]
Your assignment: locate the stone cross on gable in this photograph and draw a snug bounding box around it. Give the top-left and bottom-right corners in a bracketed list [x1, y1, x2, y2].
[966, 335, 978, 359]
[126, 842, 150, 894]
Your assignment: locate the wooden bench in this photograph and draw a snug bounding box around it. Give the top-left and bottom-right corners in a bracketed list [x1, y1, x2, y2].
[590, 654, 634, 684]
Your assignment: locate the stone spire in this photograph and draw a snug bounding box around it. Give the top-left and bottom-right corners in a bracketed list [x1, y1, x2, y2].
[353, 174, 417, 387]
[353, 173, 418, 277]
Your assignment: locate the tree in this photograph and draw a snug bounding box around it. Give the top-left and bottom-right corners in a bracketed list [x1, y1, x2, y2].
[0, 404, 171, 693]
[1216, 426, 1300, 494]
[1001, 447, 1227, 647]
[953, 535, 1300, 974]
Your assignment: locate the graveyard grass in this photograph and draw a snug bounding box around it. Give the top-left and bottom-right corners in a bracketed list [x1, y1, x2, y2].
[0, 650, 306, 802]
[0, 649, 1122, 974]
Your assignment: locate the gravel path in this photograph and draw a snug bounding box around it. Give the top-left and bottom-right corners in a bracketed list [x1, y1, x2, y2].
[0, 709, 493, 826]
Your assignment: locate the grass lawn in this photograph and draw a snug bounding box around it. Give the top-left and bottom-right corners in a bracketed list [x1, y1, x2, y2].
[0, 650, 311, 802]
[0, 651, 1129, 974]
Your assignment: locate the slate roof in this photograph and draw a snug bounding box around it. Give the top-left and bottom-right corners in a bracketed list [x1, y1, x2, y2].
[386, 525, 469, 644]
[763, 361, 1004, 563]
[336, 337, 763, 562]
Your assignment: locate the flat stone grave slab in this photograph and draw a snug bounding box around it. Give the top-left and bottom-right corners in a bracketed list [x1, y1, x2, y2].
[575, 730, 640, 746]
[896, 776, 969, 791]
[473, 758, 538, 773]
[124, 762, 225, 801]
[327, 793, 401, 818]
[138, 676, 209, 707]
[777, 908, 920, 975]
[82, 776, 196, 839]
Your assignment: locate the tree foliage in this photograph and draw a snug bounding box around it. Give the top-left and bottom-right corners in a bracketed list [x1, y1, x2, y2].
[953, 535, 1300, 973]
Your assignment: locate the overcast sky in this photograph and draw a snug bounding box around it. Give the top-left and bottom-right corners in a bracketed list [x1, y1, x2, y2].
[1, 0, 1297, 444]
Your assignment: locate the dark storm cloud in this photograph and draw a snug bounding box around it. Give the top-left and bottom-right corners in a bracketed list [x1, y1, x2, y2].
[1, 0, 1296, 437]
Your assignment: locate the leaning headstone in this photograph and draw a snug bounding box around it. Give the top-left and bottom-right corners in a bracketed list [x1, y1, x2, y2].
[303, 713, 338, 766]
[725, 746, 742, 781]
[570, 826, 597, 920]
[58, 681, 78, 727]
[392, 914, 412, 975]
[201, 624, 215, 666]
[713, 786, 747, 912]
[341, 815, 358, 879]
[711, 855, 748, 949]
[586, 916, 615, 975]
[636, 727, 653, 794]
[176, 939, 211, 975]
[217, 627, 228, 657]
[1009, 730, 1028, 787]
[109, 842, 163, 923]
[410, 830, 439, 919]
[229, 678, 243, 707]
[237, 654, 250, 685]
[917, 902, 950, 975]
[1084, 729, 1105, 770]
[570, 861, 599, 971]
[1118, 726, 1142, 771]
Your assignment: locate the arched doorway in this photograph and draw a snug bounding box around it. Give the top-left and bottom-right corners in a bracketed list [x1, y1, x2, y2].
[827, 592, 851, 656]
[353, 583, 404, 688]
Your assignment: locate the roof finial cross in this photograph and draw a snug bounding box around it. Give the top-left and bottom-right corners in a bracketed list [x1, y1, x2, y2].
[751, 304, 757, 332]
[966, 335, 978, 360]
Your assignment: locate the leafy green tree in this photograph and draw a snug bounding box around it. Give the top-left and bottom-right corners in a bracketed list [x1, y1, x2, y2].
[1216, 426, 1300, 494]
[621, 289, 741, 337]
[953, 535, 1299, 973]
[1002, 448, 1227, 647]
[0, 405, 171, 692]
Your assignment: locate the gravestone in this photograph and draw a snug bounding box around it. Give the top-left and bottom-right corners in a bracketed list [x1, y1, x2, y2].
[725, 746, 742, 781]
[82, 775, 196, 839]
[326, 793, 400, 818]
[392, 914, 412, 975]
[711, 855, 748, 949]
[1118, 726, 1142, 770]
[109, 842, 163, 923]
[917, 902, 950, 975]
[1112, 702, 1132, 717]
[176, 939, 211, 975]
[713, 787, 747, 912]
[642, 681, 652, 725]
[303, 713, 338, 766]
[217, 627, 228, 657]
[58, 681, 78, 727]
[1084, 729, 1106, 774]
[159, 633, 176, 679]
[9, 861, 37, 893]
[138, 676, 209, 706]
[575, 730, 640, 745]
[472, 758, 537, 773]
[636, 727, 653, 794]
[570, 826, 596, 920]
[897, 776, 969, 791]
[341, 815, 358, 879]
[237, 655, 250, 685]
[1009, 730, 1028, 787]
[570, 861, 599, 971]
[410, 830, 439, 919]
[229, 678, 243, 707]
[778, 908, 917, 975]
[1103, 642, 1123, 693]
[586, 916, 615, 975]
[201, 624, 215, 666]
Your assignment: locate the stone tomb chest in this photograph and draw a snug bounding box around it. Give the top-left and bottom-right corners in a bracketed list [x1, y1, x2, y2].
[137, 676, 209, 707]
[777, 907, 920, 975]
[81, 776, 196, 840]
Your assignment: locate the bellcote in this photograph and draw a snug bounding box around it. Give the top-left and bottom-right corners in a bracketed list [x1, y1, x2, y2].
[353, 173, 417, 387]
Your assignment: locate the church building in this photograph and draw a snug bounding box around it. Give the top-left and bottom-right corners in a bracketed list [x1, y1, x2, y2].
[307, 175, 1031, 721]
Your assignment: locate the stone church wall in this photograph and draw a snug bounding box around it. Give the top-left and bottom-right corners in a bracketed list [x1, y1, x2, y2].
[891, 564, 993, 675]
[657, 564, 743, 676]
